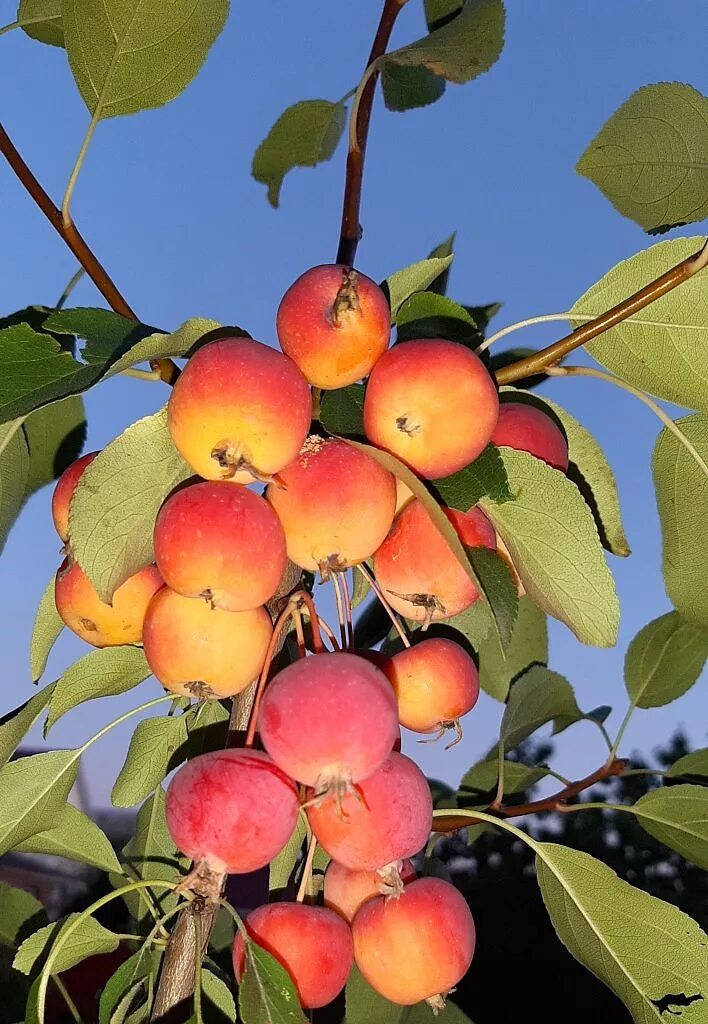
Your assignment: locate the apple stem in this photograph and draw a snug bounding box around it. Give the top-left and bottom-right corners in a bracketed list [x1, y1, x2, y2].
[357, 562, 411, 648]
[296, 832, 319, 903]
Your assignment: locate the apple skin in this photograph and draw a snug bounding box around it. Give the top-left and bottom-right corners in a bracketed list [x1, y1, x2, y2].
[51, 451, 99, 542]
[54, 559, 162, 647]
[167, 336, 312, 483]
[276, 264, 390, 389]
[363, 338, 499, 479]
[492, 401, 569, 471]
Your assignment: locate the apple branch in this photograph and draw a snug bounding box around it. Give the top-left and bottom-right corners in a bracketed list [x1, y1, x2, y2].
[495, 238, 708, 385]
[0, 119, 179, 385]
[336, 0, 409, 266]
[432, 756, 629, 833]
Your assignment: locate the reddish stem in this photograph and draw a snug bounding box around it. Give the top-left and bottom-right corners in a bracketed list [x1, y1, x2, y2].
[336, 0, 409, 266]
[244, 601, 297, 747]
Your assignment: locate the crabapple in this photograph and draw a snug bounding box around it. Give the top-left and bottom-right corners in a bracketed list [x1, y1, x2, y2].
[167, 337, 311, 483]
[165, 749, 299, 874]
[352, 877, 475, 1008]
[258, 652, 398, 791]
[492, 401, 569, 471]
[385, 637, 480, 741]
[153, 481, 286, 611]
[266, 436, 396, 576]
[324, 859, 416, 922]
[373, 499, 496, 623]
[51, 451, 99, 542]
[363, 338, 498, 478]
[232, 902, 354, 1009]
[54, 560, 162, 647]
[306, 752, 432, 871]
[142, 588, 272, 699]
[276, 264, 390, 389]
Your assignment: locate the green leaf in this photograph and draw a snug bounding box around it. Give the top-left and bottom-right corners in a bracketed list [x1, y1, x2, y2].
[23, 396, 86, 498]
[13, 913, 119, 975]
[0, 684, 55, 769]
[574, 237, 708, 413]
[381, 63, 446, 112]
[0, 418, 29, 555]
[624, 611, 708, 709]
[630, 785, 708, 870]
[252, 100, 346, 208]
[239, 942, 308, 1024]
[44, 310, 220, 378]
[382, 256, 454, 319]
[577, 83, 708, 232]
[269, 813, 307, 894]
[479, 449, 619, 648]
[17, 0, 63, 47]
[458, 758, 547, 797]
[16, 802, 121, 873]
[653, 414, 708, 626]
[507, 390, 630, 557]
[465, 546, 517, 649]
[62, 0, 228, 119]
[501, 665, 582, 751]
[351, 561, 372, 608]
[0, 316, 217, 422]
[0, 883, 46, 948]
[320, 384, 365, 437]
[424, 0, 464, 32]
[30, 578, 64, 683]
[425, 234, 456, 295]
[70, 406, 192, 601]
[0, 749, 79, 855]
[396, 291, 478, 346]
[112, 714, 188, 808]
[536, 842, 708, 1023]
[202, 968, 236, 1022]
[465, 302, 501, 335]
[114, 788, 186, 926]
[432, 444, 512, 511]
[46, 645, 151, 734]
[667, 749, 708, 780]
[186, 699, 230, 758]
[385, 0, 504, 85]
[99, 950, 159, 1024]
[477, 595, 548, 701]
[345, 965, 473, 1022]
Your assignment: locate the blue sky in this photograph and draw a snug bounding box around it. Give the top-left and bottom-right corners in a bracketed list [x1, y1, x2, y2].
[1, 0, 706, 806]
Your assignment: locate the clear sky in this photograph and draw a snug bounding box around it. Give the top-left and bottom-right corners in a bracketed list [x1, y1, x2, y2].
[1, 0, 706, 807]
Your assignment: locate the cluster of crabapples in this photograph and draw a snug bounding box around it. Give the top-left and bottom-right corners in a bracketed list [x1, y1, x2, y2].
[50, 264, 570, 1010]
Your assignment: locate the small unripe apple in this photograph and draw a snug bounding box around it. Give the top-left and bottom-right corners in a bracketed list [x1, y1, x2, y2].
[142, 587, 272, 698]
[276, 264, 390, 389]
[363, 338, 499, 478]
[51, 451, 99, 542]
[153, 481, 286, 611]
[165, 749, 299, 874]
[352, 876, 475, 1008]
[267, 436, 396, 576]
[232, 902, 354, 1009]
[167, 337, 312, 483]
[54, 559, 162, 647]
[373, 499, 496, 623]
[492, 401, 569, 471]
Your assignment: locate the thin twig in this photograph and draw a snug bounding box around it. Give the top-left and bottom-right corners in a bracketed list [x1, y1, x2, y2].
[495, 239, 708, 385]
[357, 562, 410, 648]
[432, 757, 628, 832]
[0, 119, 179, 385]
[341, 571, 354, 650]
[548, 365, 708, 478]
[55, 267, 86, 310]
[336, 0, 410, 265]
[296, 833, 318, 903]
[331, 572, 349, 651]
